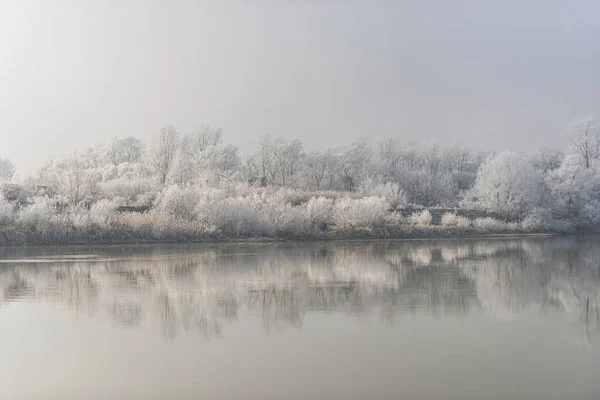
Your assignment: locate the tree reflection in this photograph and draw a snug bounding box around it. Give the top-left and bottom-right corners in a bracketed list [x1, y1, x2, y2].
[0, 237, 599, 341]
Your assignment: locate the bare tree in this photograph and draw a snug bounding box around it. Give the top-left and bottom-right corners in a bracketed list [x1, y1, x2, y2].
[303, 150, 335, 190]
[146, 125, 180, 184]
[256, 135, 278, 183]
[335, 137, 373, 191]
[421, 141, 443, 177]
[106, 137, 143, 165]
[444, 143, 472, 173]
[190, 123, 223, 152]
[565, 115, 600, 168]
[273, 137, 304, 186]
[377, 137, 402, 179]
[247, 135, 304, 186]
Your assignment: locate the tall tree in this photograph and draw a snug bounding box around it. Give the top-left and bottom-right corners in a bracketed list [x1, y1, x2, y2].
[147, 125, 180, 185]
[106, 137, 143, 165]
[565, 115, 600, 168]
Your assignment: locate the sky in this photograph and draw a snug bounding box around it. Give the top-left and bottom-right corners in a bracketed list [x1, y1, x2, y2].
[1, 0, 600, 173]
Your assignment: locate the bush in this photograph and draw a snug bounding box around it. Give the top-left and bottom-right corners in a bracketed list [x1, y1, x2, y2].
[333, 197, 388, 228]
[521, 208, 553, 232]
[90, 198, 121, 226]
[99, 179, 156, 205]
[384, 211, 404, 226]
[194, 191, 308, 237]
[440, 212, 471, 228]
[17, 197, 57, 230]
[303, 197, 334, 231]
[522, 207, 575, 233]
[195, 196, 259, 236]
[581, 200, 600, 229]
[154, 185, 200, 221]
[409, 209, 432, 226]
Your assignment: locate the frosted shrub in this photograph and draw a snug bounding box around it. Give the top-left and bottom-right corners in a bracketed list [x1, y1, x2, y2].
[409, 209, 432, 226]
[520, 208, 553, 232]
[440, 212, 471, 229]
[333, 196, 388, 228]
[67, 205, 93, 229]
[194, 190, 308, 237]
[195, 196, 259, 236]
[247, 192, 308, 236]
[136, 189, 160, 208]
[90, 198, 121, 226]
[281, 188, 314, 206]
[0, 196, 15, 225]
[17, 197, 56, 230]
[230, 182, 252, 197]
[99, 179, 155, 205]
[261, 201, 307, 236]
[303, 197, 334, 231]
[581, 200, 600, 229]
[384, 211, 404, 226]
[154, 185, 200, 221]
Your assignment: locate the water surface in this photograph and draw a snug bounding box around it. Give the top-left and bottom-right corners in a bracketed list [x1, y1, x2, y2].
[1, 237, 600, 399]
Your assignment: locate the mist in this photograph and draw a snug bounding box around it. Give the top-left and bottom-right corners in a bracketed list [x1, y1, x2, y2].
[2, 1, 600, 172]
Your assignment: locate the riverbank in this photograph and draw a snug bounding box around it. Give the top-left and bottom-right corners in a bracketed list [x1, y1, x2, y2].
[0, 225, 560, 246]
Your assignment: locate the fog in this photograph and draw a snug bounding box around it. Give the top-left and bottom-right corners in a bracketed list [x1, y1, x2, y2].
[2, 0, 600, 172]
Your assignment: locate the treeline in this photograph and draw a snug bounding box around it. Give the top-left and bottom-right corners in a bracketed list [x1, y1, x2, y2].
[0, 116, 600, 242]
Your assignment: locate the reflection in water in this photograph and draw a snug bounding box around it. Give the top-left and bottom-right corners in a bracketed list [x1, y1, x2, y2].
[0, 237, 599, 340]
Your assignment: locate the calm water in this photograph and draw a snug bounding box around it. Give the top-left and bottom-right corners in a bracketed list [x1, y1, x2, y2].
[1, 237, 600, 399]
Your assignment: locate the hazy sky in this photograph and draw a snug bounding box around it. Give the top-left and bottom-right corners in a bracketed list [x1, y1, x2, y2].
[2, 0, 600, 172]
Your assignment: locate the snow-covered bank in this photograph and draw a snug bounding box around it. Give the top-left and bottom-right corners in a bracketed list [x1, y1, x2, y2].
[0, 184, 574, 246]
[3, 116, 600, 243]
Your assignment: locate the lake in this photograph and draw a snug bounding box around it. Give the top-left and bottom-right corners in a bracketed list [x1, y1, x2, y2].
[0, 236, 599, 400]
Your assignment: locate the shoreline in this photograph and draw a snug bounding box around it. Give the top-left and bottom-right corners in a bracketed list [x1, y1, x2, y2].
[0, 226, 565, 248]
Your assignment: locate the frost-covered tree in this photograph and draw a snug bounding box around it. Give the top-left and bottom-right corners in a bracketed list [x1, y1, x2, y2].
[565, 115, 600, 168]
[376, 137, 403, 180]
[247, 135, 276, 183]
[531, 147, 564, 173]
[106, 137, 143, 165]
[173, 125, 240, 185]
[463, 151, 542, 218]
[444, 143, 472, 173]
[39, 153, 99, 204]
[335, 137, 373, 191]
[0, 156, 15, 181]
[247, 135, 304, 186]
[146, 125, 180, 185]
[546, 154, 600, 223]
[421, 141, 444, 177]
[273, 137, 304, 186]
[301, 150, 336, 190]
[189, 123, 223, 151]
